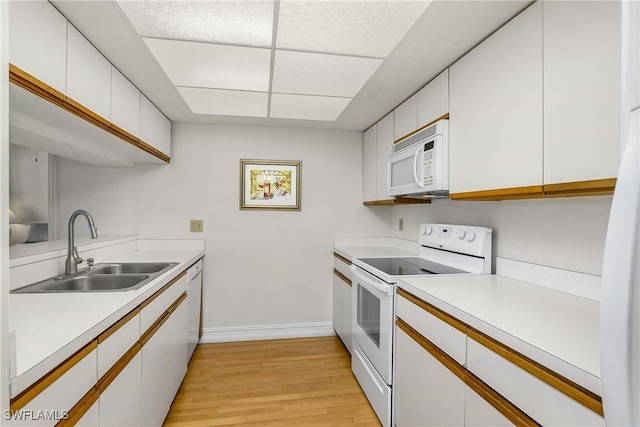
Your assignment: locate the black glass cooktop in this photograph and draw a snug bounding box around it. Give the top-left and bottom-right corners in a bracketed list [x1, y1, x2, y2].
[358, 257, 467, 276]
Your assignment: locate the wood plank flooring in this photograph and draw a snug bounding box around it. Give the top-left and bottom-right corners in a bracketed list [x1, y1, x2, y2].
[164, 336, 381, 427]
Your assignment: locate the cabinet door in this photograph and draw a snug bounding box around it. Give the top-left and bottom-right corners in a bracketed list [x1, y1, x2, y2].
[543, 0, 621, 185]
[449, 2, 542, 195]
[332, 271, 352, 353]
[417, 69, 449, 128]
[9, 0, 67, 95]
[140, 95, 172, 157]
[393, 326, 465, 426]
[111, 67, 141, 138]
[141, 323, 171, 426]
[376, 112, 394, 201]
[394, 93, 418, 141]
[99, 352, 142, 427]
[465, 386, 514, 427]
[66, 24, 112, 121]
[75, 400, 99, 427]
[168, 299, 188, 401]
[363, 125, 377, 202]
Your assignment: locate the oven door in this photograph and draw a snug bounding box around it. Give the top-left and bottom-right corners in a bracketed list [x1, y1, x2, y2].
[350, 265, 394, 385]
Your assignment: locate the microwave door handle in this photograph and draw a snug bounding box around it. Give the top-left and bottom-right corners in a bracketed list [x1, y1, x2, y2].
[350, 266, 393, 296]
[413, 147, 425, 188]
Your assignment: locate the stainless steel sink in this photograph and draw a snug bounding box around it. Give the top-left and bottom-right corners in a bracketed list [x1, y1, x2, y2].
[89, 262, 173, 275]
[11, 262, 178, 293]
[43, 275, 149, 292]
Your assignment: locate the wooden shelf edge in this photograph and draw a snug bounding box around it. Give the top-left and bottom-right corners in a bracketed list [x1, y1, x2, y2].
[364, 196, 432, 206]
[450, 179, 616, 201]
[543, 178, 616, 197]
[450, 185, 544, 201]
[9, 63, 170, 164]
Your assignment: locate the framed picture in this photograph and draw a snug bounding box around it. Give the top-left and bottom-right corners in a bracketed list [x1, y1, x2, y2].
[240, 159, 302, 211]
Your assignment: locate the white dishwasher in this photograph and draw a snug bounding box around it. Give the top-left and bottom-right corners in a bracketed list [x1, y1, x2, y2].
[186, 259, 203, 360]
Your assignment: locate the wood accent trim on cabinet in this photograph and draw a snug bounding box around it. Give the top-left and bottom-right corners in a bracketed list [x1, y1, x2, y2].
[167, 292, 188, 315]
[140, 292, 187, 346]
[393, 113, 450, 144]
[397, 318, 540, 426]
[96, 341, 142, 393]
[468, 328, 604, 416]
[333, 252, 352, 266]
[364, 196, 432, 206]
[97, 307, 140, 344]
[8, 63, 170, 164]
[140, 271, 187, 310]
[450, 185, 545, 201]
[543, 178, 616, 196]
[333, 269, 352, 287]
[397, 288, 467, 334]
[55, 386, 99, 427]
[10, 340, 98, 412]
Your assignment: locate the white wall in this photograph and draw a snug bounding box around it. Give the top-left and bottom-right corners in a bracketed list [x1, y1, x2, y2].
[391, 196, 612, 276]
[134, 122, 391, 329]
[52, 156, 137, 240]
[9, 143, 48, 224]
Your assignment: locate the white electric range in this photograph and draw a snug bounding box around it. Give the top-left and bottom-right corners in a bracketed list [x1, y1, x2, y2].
[349, 223, 493, 427]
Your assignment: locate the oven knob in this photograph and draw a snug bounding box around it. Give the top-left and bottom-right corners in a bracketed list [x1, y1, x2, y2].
[456, 229, 466, 240]
[420, 226, 433, 235]
[467, 231, 476, 242]
[426, 226, 433, 235]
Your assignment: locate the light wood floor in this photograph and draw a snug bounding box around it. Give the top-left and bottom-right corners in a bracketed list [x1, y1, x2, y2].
[163, 336, 381, 427]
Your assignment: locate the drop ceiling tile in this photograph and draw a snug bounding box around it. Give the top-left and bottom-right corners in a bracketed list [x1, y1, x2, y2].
[118, 1, 274, 47]
[144, 38, 271, 91]
[177, 87, 268, 117]
[272, 50, 383, 98]
[270, 93, 351, 121]
[277, 0, 431, 58]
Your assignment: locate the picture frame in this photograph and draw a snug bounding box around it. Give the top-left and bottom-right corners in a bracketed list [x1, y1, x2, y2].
[240, 159, 302, 211]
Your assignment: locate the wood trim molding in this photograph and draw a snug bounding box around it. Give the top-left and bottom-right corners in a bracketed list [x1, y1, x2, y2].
[397, 288, 467, 334]
[333, 268, 352, 287]
[55, 386, 99, 427]
[167, 292, 188, 315]
[364, 196, 432, 206]
[394, 113, 450, 144]
[140, 270, 187, 310]
[468, 328, 603, 416]
[8, 63, 170, 164]
[397, 318, 539, 426]
[10, 340, 98, 412]
[332, 252, 352, 266]
[450, 185, 544, 201]
[98, 307, 141, 344]
[96, 341, 142, 393]
[543, 178, 616, 196]
[141, 311, 171, 346]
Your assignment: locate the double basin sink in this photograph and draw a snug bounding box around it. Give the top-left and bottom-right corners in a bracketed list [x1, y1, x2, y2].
[11, 262, 178, 293]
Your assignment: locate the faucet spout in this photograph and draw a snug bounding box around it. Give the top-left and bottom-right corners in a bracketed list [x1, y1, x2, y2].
[65, 210, 99, 275]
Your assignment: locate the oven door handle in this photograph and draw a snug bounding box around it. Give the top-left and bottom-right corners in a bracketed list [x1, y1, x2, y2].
[350, 265, 393, 296]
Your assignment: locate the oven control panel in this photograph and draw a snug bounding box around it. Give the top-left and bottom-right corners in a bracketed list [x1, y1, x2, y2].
[418, 223, 492, 258]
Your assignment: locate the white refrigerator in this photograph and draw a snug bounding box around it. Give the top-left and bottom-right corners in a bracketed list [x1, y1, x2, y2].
[600, 1, 640, 425]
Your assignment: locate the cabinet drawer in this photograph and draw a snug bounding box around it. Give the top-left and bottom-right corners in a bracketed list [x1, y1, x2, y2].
[141, 273, 187, 332]
[466, 335, 604, 426]
[396, 289, 467, 366]
[97, 309, 140, 378]
[332, 253, 352, 279]
[8, 345, 98, 426]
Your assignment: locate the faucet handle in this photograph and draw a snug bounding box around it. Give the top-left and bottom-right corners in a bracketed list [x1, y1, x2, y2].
[73, 246, 83, 265]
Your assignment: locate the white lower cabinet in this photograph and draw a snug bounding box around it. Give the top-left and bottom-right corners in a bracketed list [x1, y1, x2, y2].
[394, 325, 465, 426]
[464, 386, 513, 427]
[168, 300, 189, 399]
[332, 253, 352, 353]
[141, 319, 172, 427]
[75, 400, 99, 427]
[99, 352, 142, 427]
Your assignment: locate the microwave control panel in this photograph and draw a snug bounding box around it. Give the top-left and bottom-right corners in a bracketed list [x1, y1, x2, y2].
[423, 141, 435, 186]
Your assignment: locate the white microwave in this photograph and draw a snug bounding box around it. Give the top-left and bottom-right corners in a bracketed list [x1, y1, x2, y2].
[387, 119, 449, 197]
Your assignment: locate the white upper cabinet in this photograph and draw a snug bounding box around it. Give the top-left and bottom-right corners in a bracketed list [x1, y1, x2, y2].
[9, 0, 67, 94]
[66, 23, 112, 121]
[450, 2, 543, 195]
[542, 0, 621, 186]
[417, 69, 449, 128]
[363, 125, 377, 203]
[140, 95, 172, 157]
[394, 93, 418, 141]
[376, 112, 394, 201]
[111, 67, 141, 138]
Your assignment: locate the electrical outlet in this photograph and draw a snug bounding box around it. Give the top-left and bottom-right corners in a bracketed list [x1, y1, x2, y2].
[190, 220, 203, 233]
[399, 218, 404, 231]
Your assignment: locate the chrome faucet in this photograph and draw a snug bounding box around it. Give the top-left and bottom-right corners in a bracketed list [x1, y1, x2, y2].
[65, 210, 99, 275]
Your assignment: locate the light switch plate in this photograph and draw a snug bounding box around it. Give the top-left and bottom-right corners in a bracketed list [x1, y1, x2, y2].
[190, 220, 203, 233]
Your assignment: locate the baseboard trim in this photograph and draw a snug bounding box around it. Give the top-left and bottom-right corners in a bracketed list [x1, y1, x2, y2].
[200, 322, 336, 343]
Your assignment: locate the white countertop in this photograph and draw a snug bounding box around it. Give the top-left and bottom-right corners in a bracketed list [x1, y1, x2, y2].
[397, 274, 600, 395]
[9, 248, 205, 397]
